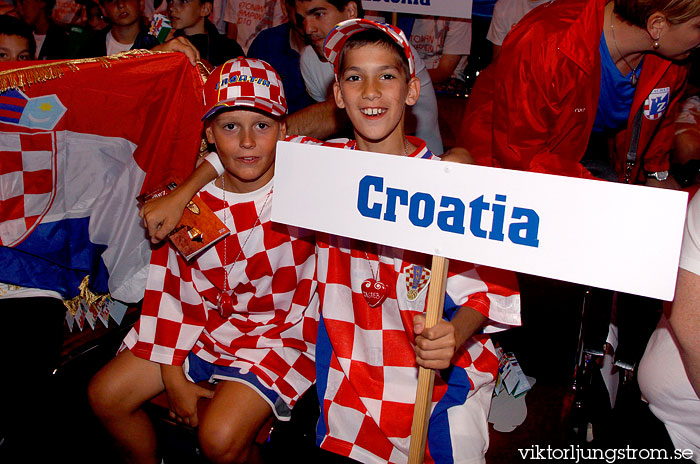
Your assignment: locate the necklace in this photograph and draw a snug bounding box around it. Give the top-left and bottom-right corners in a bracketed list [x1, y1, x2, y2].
[361, 244, 389, 308]
[216, 175, 273, 318]
[610, 9, 641, 87]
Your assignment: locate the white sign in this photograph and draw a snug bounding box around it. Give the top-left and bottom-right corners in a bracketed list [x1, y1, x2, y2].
[361, 0, 472, 19]
[271, 142, 688, 301]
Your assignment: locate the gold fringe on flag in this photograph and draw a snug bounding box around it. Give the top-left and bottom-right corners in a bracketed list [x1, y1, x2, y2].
[0, 49, 164, 93]
[63, 274, 109, 316]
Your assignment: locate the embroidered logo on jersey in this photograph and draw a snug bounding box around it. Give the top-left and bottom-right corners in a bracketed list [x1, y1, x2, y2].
[0, 89, 66, 130]
[0, 131, 57, 247]
[403, 264, 431, 301]
[644, 87, 670, 120]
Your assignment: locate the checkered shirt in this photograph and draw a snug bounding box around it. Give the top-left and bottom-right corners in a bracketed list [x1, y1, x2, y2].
[312, 138, 522, 463]
[124, 180, 318, 410]
[0, 132, 56, 247]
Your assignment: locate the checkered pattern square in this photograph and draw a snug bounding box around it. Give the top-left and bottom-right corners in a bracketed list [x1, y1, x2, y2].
[203, 57, 287, 120]
[323, 18, 416, 78]
[313, 138, 521, 463]
[0, 132, 56, 246]
[124, 181, 317, 409]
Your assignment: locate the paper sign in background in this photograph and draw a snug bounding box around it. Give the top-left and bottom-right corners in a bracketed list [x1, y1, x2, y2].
[271, 142, 688, 301]
[361, 0, 472, 19]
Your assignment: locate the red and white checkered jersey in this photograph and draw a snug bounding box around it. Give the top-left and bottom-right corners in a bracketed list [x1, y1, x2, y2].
[123, 180, 318, 410]
[312, 138, 522, 463]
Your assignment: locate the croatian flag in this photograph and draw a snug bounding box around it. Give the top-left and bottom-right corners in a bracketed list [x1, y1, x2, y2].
[0, 53, 205, 303]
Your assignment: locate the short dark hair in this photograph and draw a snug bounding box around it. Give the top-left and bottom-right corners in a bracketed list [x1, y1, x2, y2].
[337, 28, 410, 81]
[0, 14, 36, 58]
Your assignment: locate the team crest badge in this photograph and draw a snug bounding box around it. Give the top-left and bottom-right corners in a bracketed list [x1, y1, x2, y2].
[404, 264, 431, 301]
[644, 87, 670, 121]
[0, 131, 57, 247]
[0, 88, 66, 130]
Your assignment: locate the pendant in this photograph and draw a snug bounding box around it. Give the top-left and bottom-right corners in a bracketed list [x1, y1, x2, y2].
[361, 278, 389, 308]
[630, 72, 638, 87]
[216, 291, 237, 318]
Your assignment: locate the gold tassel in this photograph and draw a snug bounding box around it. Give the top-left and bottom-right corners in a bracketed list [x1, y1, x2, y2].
[0, 49, 162, 93]
[62, 274, 109, 316]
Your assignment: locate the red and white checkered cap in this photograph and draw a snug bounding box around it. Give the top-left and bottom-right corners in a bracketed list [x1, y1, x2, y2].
[202, 57, 287, 120]
[323, 18, 415, 78]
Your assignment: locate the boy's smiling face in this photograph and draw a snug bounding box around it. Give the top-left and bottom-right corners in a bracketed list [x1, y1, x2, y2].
[206, 109, 286, 193]
[0, 34, 32, 61]
[333, 43, 419, 149]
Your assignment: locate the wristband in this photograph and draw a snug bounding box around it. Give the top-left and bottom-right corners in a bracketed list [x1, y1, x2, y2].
[204, 152, 225, 177]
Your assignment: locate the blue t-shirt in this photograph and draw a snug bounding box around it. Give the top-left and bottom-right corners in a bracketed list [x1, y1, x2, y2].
[593, 33, 642, 133]
[247, 23, 315, 115]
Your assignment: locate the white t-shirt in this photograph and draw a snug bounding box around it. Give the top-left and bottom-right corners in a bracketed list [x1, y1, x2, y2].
[223, 0, 286, 53]
[106, 31, 134, 56]
[486, 0, 550, 46]
[299, 45, 444, 155]
[638, 194, 700, 463]
[409, 16, 471, 79]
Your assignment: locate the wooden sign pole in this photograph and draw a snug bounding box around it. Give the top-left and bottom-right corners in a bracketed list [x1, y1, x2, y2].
[408, 255, 449, 463]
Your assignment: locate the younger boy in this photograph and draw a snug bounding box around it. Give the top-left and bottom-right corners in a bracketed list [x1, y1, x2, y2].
[78, 0, 159, 56]
[305, 19, 521, 464]
[88, 58, 317, 464]
[167, 0, 243, 66]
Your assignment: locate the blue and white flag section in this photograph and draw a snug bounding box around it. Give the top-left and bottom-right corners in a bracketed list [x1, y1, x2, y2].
[271, 141, 688, 301]
[0, 53, 205, 303]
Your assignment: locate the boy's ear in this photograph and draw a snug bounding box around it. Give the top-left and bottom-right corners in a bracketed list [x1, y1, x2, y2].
[205, 125, 215, 145]
[342, 1, 357, 19]
[278, 120, 287, 140]
[405, 76, 420, 107]
[333, 80, 346, 109]
[200, 1, 212, 17]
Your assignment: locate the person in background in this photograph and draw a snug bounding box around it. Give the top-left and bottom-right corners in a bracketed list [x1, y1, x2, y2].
[224, 0, 286, 53]
[168, 0, 243, 66]
[0, 12, 34, 59]
[77, 0, 157, 56]
[85, 0, 108, 31]
[14, 0, 68, 59]
[638, 193, 700, 461]
[247, 0, 314, 114]
[486, 0, 550, 60]
[409, 15, 471, 86]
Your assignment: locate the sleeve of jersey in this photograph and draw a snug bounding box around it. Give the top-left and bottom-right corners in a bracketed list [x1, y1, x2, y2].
[124, 244, 208, 366]
[443, 261, 521, 334]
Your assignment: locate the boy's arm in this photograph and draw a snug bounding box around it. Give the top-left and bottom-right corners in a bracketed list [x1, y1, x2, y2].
[160, 364, 215, 427]
[413, 306, 486, 370]
[140, 154, 222, 243]
[285, 99, 350, 140]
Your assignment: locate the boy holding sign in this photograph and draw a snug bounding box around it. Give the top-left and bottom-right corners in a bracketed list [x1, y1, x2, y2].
[304, 19, 520, 464]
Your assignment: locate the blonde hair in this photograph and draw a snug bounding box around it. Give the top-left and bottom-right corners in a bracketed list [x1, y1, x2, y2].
[615, 0, 700, 27]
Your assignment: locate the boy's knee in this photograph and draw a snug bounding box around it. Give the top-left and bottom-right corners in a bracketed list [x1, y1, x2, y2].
[198, 421, 250, 464]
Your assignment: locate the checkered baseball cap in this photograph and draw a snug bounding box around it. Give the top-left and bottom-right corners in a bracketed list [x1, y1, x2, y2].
[202, 58, 287, 120]
[323, 18, 415, 78]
